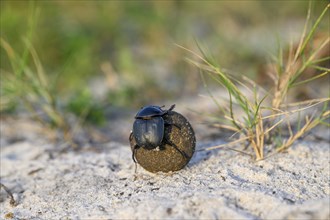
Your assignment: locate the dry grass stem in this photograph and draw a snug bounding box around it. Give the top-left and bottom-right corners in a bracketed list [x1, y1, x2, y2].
[181, 4, 329, 160]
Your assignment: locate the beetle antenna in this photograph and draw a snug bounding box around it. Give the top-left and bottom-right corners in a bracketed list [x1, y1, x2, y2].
[164, 137, 189, 159]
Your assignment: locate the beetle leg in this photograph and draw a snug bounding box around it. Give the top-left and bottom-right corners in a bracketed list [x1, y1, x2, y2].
[164, 137, 189, 159]
[132, 145, 139, 163]
[129, 132, 134, 142]
[129, 132, 139, 163]
[162, 104, 176, 115]
[168, 104, 175, 111]
[134, 161, 138, 176]
[160, 104, 175, 111]
[164, 122, 181, 130]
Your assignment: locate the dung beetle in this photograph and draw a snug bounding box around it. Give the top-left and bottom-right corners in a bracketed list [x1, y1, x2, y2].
[130, 104, 188, 163]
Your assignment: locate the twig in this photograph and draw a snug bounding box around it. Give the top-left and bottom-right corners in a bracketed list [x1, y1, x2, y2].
[0, 183, 16, 206]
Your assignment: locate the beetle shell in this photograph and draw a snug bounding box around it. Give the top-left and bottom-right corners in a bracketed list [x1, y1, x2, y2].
[135, 106, 163, 118]
[130, 110, 196, 173]
[133, 117, 164, 149]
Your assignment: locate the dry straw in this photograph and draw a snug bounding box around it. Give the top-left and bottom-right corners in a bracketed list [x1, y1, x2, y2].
[180, 3, 330, 160]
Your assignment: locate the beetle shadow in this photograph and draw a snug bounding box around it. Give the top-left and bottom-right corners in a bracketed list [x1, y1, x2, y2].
[187, 140, 225, 168]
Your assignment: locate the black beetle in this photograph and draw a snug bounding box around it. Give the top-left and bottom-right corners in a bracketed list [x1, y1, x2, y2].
[130, 104, 188, 163]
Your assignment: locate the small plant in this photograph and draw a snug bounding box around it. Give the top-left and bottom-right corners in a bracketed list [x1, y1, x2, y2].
[1, 38, 108, 146]
[1, 38, 71, 138]
[180, 3, 329, 160]
[0, 5, 72, 140]
[0, 5, 107, 146]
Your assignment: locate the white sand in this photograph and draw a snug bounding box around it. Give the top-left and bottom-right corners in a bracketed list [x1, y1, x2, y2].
[1, 137, 329, 219]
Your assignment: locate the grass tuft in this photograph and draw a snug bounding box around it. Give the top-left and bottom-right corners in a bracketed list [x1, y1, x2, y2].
[1, 37, 70, 136]
[181, 4, 330, 160]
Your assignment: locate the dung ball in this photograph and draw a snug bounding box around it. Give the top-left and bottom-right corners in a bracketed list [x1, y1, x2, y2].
[129, 110, 195, 173]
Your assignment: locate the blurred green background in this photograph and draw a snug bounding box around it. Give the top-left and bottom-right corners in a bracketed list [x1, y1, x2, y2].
[1, 1, 328, 126]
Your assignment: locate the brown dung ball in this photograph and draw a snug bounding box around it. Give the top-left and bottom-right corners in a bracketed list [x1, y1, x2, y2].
[129, 110, 195, 173]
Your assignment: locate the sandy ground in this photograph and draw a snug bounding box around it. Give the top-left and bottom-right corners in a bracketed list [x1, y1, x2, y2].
[1, 92, 329, 219]
[1, 132, 329, 219]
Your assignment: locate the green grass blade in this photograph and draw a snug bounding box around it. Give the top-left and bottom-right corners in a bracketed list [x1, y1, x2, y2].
[291, 71, 329, 87]
[297, 4, 329, 58]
